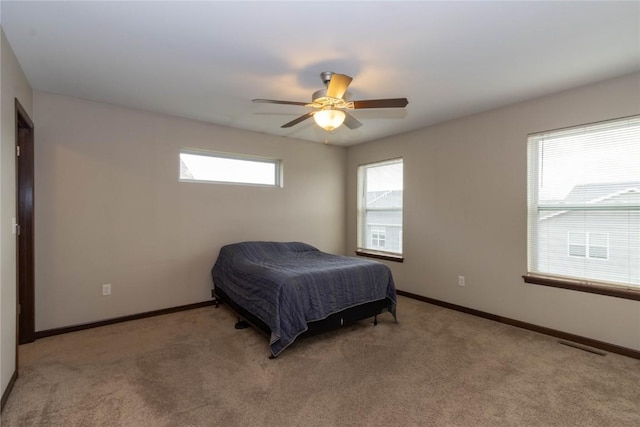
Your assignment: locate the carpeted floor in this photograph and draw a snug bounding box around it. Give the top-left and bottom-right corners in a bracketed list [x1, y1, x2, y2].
[2, 296, 639, 426]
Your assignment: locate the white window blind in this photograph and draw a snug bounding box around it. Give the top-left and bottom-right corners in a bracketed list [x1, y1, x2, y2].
[527, 115, 640, 288]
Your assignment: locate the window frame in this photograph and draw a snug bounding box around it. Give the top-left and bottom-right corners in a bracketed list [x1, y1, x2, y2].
[587, 233, 609, 260]
[523, 115, 640, 301]
[567, 231, 588, 258]
[356, 158, 404, 263]
[179, 148, 282, 187]
[567, 232, 609, 260]
[371, 226, 387, 249]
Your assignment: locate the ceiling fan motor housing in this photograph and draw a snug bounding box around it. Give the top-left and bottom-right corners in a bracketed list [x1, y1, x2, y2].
[320, 71, 334, 86]
[312, 89, 345, 106]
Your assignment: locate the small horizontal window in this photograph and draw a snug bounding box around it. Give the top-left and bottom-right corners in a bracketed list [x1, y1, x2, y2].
[179, 149, 282, 187]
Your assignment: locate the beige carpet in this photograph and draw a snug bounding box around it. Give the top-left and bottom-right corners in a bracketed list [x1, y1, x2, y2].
[2, 296, 639, 426]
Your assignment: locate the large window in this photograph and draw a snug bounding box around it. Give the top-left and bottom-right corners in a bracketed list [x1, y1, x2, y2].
[357, 158, 403, 260]
[526, 116, 640, 298]
[179, 149, 282, 187]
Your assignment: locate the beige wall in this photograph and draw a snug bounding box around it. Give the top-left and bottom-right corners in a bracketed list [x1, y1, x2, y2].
[3, 36, 637, 399]
[33, 91, 347, 331]
[1, 29, 33, 399]
[347, 73, 640, 351]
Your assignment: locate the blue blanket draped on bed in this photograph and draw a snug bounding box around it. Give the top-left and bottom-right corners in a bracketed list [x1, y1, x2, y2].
[211, 241, 397, 356]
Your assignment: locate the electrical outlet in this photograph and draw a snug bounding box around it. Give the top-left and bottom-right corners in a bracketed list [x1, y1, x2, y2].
[102, 283, 112, 296]
[458, 276, 466, 287]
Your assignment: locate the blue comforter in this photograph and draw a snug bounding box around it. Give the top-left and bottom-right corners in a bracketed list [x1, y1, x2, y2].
[211, 241, 397, 356]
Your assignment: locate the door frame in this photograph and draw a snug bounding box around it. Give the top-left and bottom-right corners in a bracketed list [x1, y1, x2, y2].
[15, 98, 35, 345]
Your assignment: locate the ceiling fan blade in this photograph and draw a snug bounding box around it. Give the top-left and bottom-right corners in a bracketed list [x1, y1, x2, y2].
[352, 98, 409, 109]
[343, 112, 363, 129]
[326, 74, 352, 99]
[253, 99, 309, 106]
[281, 112, 314, 128]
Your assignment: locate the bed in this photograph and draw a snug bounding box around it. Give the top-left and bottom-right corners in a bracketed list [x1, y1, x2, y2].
[211, 241, 397, 357]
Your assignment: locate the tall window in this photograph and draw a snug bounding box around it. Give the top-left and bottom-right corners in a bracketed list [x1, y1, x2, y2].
[526, 116, 640, 293]
[357, 158, 403, 258]
[179, 149, 281, 187]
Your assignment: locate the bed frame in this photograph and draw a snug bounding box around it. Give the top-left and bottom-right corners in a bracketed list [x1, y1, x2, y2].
[213, 286, 389, 358]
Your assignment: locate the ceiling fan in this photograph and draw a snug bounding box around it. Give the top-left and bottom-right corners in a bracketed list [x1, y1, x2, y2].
[253, 71, 409, 132]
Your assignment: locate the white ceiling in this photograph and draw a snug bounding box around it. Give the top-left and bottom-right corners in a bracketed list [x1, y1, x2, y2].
[1, 1, 639, 146]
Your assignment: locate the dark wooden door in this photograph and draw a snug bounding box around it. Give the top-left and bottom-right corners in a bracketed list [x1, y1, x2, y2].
[16, 99, 35, 344]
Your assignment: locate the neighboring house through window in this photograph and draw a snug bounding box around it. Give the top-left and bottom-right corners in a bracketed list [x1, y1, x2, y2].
[357, 158, 403, 260]
[526, 115, 640, 297]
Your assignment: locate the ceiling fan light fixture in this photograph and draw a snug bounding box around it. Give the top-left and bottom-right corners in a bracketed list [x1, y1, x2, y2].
[313, 108, 345, 131]
[253, 71, 408, 133]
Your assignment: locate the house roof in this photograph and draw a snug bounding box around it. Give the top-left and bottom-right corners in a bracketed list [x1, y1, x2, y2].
[562, 182, 640, 205]
[366, 190, 402, 209]
[540, 182, 640, 221]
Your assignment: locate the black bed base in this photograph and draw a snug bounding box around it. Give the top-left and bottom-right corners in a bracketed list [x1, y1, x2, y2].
[213, 287, 390, 355]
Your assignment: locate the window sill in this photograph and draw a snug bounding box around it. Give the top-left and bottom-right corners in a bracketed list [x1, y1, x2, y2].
[522, 274, 640, 301]
[355, 250, 404, 263]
